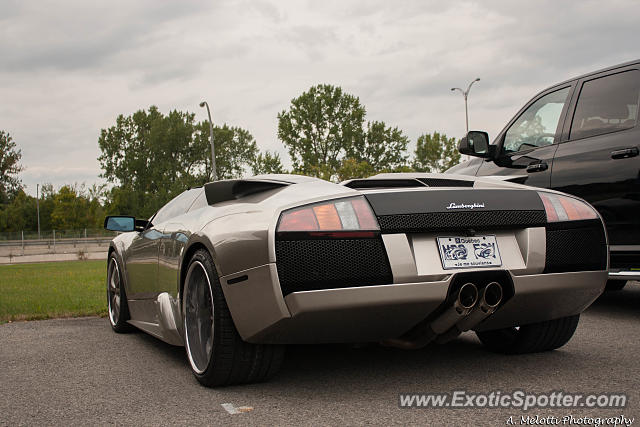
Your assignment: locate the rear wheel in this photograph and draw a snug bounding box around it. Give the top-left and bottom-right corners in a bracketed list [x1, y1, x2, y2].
[605, 280, 627, 291]
[107, 254, 132, 333]
[183, 249, 284, 387]
[476, 314, 580, 354]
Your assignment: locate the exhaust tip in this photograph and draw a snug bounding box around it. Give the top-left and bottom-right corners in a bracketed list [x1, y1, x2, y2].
[482, 281, 503, 309]
[458, 282, 478, 310]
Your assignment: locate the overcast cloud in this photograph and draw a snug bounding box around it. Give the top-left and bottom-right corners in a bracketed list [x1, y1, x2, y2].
[1, 0, 639, 194]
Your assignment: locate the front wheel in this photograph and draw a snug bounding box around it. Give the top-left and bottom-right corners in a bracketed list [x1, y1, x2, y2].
[107, 253, 132, 333]
[476, 314, 580, 354]
[182, 249, 284, 387]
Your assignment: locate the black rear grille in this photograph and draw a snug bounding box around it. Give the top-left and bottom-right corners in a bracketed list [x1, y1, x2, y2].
[377, 210, 546, 233]
[275, 238, 392, 296]
[544, 220, 607, 273]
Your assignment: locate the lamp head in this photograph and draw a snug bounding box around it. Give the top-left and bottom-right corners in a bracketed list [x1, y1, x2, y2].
[199, 101, 206, 107]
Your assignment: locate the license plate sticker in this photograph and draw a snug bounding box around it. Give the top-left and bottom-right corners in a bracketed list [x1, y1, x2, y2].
[437, 235, 502, 270]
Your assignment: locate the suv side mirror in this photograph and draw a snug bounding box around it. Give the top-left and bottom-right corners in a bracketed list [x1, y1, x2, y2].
[458, 131, 492, 158]
[104, 216, 135, 232]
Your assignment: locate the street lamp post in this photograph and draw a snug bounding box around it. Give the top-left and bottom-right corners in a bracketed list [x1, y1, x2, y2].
[451, 78, 481, 135]
[199, 101, 217, 181]
[36, 183, 41, 240]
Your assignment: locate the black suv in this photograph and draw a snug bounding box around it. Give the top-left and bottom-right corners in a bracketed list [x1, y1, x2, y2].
[447, 59, 640, 289]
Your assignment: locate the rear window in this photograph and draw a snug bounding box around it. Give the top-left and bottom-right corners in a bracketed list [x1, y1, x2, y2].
[569, 70, 640, 140]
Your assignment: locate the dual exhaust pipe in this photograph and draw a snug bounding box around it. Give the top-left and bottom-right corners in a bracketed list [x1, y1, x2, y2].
[432, 281, 503, 335]
[381, 280, 504, 350]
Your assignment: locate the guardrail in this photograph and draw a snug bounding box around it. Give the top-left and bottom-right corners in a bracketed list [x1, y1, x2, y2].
[0, 230, 118, 257]
[0, 229, 117, 241]
[0, 237, 114, 247]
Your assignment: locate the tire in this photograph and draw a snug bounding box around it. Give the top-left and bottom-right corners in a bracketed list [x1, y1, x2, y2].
[605, 280, 627, 291]
[476, 314, 580, 355]
[182, 249, 284, 387]
[107, 253, 133, 333]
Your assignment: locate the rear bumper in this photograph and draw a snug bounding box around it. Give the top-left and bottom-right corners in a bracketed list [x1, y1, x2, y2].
[222, 264, 606, 344]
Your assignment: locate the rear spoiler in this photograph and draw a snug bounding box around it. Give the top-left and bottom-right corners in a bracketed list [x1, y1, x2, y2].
[343, 176, 474, 189]
[204, 178, 293, 205]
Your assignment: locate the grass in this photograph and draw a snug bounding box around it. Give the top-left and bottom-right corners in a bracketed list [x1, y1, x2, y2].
[0, 260, 107, 323]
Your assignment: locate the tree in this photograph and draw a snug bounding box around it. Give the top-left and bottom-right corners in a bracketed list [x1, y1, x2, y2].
[336, 121, 412, 181]
[194, 123, 259, 181]
[49, 184, 105, 231]
[0, 130, 23, 203]
[252, 150, 286, 175]
[413, 132, 461, 173]
[336, 158, 374, 181]
[98, 106, 258, 218]
[0, 190, 35, 232]
[277, 84, 366, 181]
[278, 84, 415, 181]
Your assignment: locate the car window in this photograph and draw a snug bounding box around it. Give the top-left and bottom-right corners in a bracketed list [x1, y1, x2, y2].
[569, 70, 640, 140]
[187, 189, 208, 212]
[503, 87, 571, 154]
[152, 189, 201, 225]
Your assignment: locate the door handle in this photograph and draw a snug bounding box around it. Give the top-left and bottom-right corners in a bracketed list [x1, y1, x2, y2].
[610, 147, 639, 159]
[526, 162, 548, 173]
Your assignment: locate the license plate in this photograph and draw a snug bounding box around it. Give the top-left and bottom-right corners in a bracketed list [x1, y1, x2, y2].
[437, 235, 502, 270]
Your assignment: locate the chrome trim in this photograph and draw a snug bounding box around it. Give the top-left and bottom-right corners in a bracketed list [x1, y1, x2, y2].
[610, 245, 640, 251]
[608, 270, 640, 280]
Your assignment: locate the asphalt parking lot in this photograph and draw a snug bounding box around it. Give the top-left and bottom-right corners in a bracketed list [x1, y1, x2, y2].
[1, 282, 639, 426]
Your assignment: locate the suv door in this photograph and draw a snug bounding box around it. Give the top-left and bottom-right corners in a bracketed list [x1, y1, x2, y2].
[476, 85, 575, 187]
[551, 68, 640, 265]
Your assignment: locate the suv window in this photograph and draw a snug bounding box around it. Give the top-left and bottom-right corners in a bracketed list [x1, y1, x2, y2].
[152, 189, 200, 225]
[503, 87, 570, 154]
[569, 70, 640, 140]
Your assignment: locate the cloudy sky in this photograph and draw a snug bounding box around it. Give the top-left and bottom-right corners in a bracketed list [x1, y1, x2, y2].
[2, 0, 639, 194]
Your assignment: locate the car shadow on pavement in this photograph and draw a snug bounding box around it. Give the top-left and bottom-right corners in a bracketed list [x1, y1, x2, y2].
[131, 328, 188, 365]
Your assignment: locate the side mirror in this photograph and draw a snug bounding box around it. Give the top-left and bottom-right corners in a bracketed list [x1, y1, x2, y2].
[458, 131, 491, 158]
[104, 216, 135, 232]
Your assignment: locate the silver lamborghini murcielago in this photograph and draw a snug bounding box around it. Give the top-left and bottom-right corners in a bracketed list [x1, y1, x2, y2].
[104, 173, 608, 387]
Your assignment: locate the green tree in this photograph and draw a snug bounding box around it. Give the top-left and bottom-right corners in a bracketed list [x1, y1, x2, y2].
[277, 84, 366, 181]
[194, 123, 259, 181]
[336, 158, 374, 181]
[37, 183, 56, 232]
[413, 132, 461, 173]
[98, 106, 258, 218]
[50, 184, 105, 231]
[278, 85, 415, 181]
[0, 130, 23, 204]
[252, 150, 286, 175]
[0, 190, 35, 232]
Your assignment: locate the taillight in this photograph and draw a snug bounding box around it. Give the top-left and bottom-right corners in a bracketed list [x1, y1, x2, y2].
[538, 192, 598, 222]
[278, 196, 379, 232]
